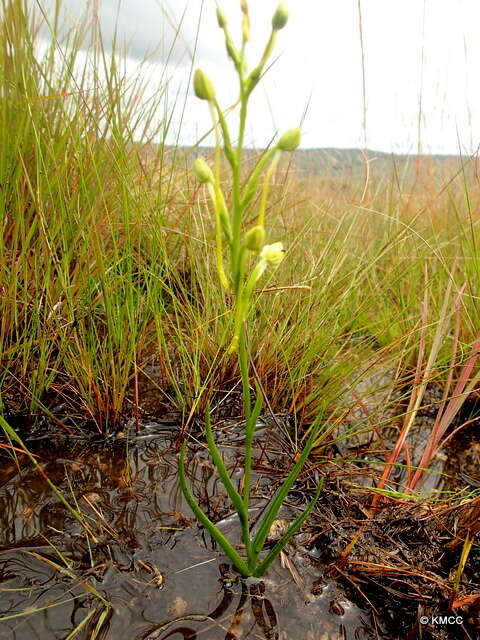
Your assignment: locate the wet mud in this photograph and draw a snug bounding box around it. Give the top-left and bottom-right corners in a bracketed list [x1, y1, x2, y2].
[0, 419, 379, 640]
[1, 398, 479, 640]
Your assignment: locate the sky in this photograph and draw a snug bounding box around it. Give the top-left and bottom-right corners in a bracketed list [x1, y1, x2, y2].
[31, 0, 480, 155]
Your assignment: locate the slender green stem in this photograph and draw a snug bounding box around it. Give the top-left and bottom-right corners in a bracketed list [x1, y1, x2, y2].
[231, 160, 243, 292]
[246, 30, 277, 96]
[213, 99, 236, 169]
[231, 69, 248, 291]
[257, 152, 280, 228]
[241, 147, 279, 210]
[238, 328, 251, 420]
[237, 93, 248, 160]
[243, 382, 263, 517]
[228, 246, 249, 353]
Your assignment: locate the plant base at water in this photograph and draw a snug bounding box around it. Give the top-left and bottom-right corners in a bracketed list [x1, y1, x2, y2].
[1, 411, 479, 639]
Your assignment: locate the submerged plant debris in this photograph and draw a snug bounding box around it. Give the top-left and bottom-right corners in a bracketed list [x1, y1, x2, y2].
[0, 419, 375, 640]
[1, 407, 479, 640]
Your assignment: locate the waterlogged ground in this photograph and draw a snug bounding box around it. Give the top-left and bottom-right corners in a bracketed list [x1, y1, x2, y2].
[2, 384, 480, 640]
[0, 419, 383, 640]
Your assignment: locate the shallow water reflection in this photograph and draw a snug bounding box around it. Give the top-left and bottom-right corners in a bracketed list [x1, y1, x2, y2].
[0, 421, 380, 639]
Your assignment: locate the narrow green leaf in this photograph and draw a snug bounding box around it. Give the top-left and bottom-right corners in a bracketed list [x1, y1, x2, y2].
[204, 410, 253, 562]
[253, 478, 324, 576]
[252, 414, 323, 557]
[178, 443, 251, 576]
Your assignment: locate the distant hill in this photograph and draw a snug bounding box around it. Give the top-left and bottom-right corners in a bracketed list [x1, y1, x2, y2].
[153, 144, 474, 180]
[287, 147, 469, 179]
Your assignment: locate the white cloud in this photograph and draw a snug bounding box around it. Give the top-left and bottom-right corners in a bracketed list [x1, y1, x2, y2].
[30, 0, 480, 154]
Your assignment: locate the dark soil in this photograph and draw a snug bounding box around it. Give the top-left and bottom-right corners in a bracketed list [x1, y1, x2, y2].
[0, 405, 479, 640]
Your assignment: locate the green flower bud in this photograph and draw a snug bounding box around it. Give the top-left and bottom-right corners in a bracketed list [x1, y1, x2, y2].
[260, 242, 285, 266]
[277, 127, 301, 151]
[193, 158, 214, 183]
[226, 39, 241, 67]
[241, 0, 250, 41]
[216, 7, 227, 29]
[272, 2, 288, 30]
[193, 68, 216, 102]
[242, 16, 250, 42]
[244, 225, 266, 252]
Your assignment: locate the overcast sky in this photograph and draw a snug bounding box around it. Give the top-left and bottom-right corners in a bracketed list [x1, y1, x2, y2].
[33, 0, 480, 154]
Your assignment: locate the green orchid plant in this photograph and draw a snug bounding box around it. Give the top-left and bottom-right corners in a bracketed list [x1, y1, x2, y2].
[178, 0, 324, 578]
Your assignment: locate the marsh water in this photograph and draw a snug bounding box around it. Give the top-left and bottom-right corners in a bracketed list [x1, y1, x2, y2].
[0, 418, 383, 640]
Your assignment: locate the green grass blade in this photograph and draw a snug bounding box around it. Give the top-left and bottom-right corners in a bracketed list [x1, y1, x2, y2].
[0, 415, 90, 534]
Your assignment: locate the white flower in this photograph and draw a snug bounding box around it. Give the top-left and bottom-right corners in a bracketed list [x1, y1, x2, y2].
[260, 242, 285, 267]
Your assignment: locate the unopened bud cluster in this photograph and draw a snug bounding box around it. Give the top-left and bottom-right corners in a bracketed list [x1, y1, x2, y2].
[180, 1, 321, 585]
[191, 2, 298, 352]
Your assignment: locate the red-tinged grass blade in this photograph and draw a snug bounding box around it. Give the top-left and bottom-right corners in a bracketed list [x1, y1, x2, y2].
[370, 277, 430, 510]
[371, 275, 463, 509]
[0, 442, 39, 457]
[409, 333, 480, 490]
